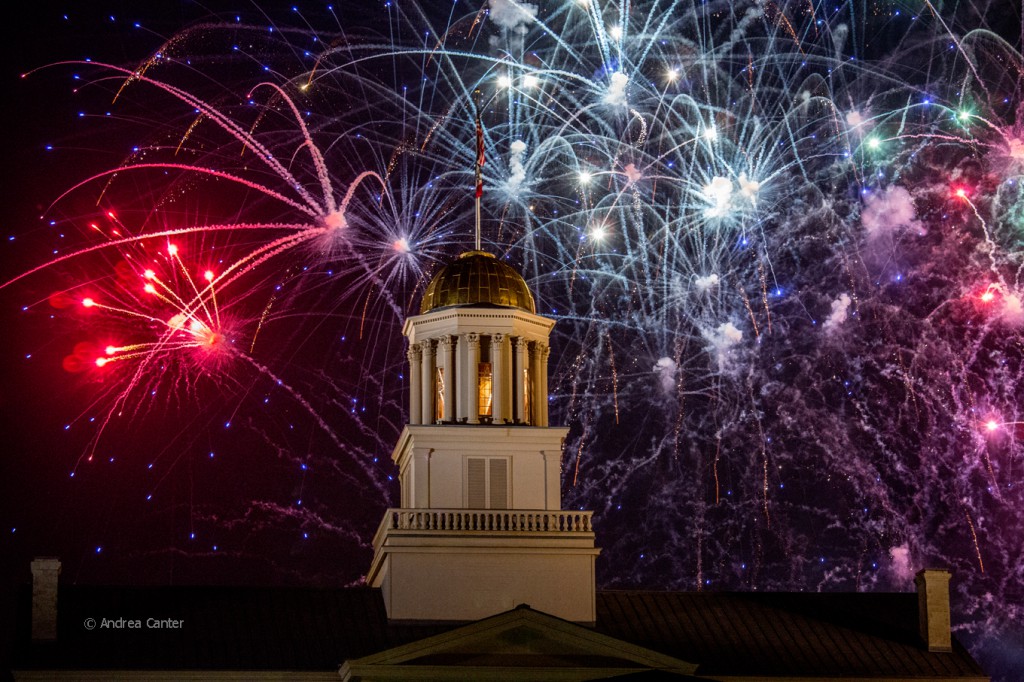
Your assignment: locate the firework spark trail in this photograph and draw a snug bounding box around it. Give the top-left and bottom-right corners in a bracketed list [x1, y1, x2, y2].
[958, 190, 1007, 283]
[111, 63, 331, 215]
[2, 224, 309, 291]
[50, 164, 323, 219]
[246, 81, 338, 215]
[237, 355, 389, 494]
[963, 507, 986, 574]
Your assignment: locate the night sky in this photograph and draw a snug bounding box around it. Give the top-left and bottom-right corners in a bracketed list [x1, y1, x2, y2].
[2, 1, 1024, 679]
[0, 1, 402, 665]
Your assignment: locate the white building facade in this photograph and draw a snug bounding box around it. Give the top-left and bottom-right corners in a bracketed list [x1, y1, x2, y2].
[367, 251, 600, 623]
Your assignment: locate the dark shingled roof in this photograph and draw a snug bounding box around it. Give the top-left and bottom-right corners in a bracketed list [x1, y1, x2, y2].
[13, 586, 402, 671]
[12, 586, 987, 679]
[594, 590, 987, 679]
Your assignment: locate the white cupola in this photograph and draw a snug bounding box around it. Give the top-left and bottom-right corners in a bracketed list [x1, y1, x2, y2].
[367, 250, 599, 623]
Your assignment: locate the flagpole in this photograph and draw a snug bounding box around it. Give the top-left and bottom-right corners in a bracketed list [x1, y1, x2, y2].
[473, 88, 484, 252]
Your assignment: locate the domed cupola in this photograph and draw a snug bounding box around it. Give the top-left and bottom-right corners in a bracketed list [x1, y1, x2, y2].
[366, 110, 597, 624]
[368, 245, 599, 624]
[401, 249, 553, 429]
[420, 250, 536, 314]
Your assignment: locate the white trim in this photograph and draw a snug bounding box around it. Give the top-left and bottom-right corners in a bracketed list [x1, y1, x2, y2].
[13, 672, 339, 682]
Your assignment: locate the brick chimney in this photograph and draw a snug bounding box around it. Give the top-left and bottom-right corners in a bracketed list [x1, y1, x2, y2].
[915, 568, 952, 652]
[30, 557, 61, 641]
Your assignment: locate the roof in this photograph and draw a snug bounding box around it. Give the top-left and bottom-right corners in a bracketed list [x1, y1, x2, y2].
[11, 587, 987, 679]
[341, 606, 699, 680]
[419, 251, 536, 314]
[595, 590, 987, 679]
[12, 586, 402, 671]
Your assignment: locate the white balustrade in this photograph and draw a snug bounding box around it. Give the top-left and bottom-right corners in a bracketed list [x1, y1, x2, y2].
[379, 508, 593, 534]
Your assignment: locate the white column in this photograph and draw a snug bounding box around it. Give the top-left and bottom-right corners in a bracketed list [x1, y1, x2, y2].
[530, 342, 543, 426]
[492, 333, 506, 425]
[541, 450, 561, 509]
[504, 334, 513, 420]
[419, 340, 434, 424]
[539, 343, 551, 427]
[412, 447, 432, 508]
[514, 337, 528, 424]
[439, 335, 455, 423]
[466, 333, 481, 424]
[407, 344, 422, 425]
[455, 334, 467, 423]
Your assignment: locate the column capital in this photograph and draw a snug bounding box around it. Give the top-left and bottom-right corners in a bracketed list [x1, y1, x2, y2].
[466, 332, 481, 347]
[417, 339, 433, 352]
[492, 332, 506, 344]
[514, 336, 529, 350]
[407, 344, 422, 361]
[411, 446, 434, 460]
[438, 334, 455, 350]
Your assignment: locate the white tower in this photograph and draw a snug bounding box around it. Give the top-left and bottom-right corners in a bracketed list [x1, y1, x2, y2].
[367, 250, 600, 622]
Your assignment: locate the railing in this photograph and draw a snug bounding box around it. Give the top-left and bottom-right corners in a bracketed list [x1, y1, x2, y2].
[379, 508, 594, 534]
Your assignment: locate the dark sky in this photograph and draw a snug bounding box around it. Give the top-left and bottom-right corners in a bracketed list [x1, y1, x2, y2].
[0, 2, 383, 669]
[1, 0, 421, 593]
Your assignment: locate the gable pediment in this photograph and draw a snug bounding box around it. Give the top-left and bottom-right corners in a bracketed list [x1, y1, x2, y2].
[340, 606, 697, 681]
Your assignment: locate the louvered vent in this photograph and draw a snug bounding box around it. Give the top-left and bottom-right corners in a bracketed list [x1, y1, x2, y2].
[466, 457, 509, 509]
[467, 458, 486, 508]
[489, 459, 508, 509]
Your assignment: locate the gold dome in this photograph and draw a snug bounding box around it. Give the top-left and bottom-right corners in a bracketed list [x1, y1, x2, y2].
[420, 251, 536, 314]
